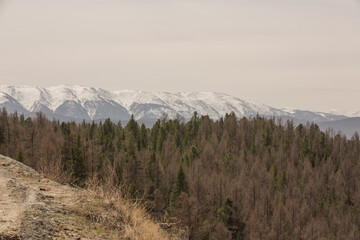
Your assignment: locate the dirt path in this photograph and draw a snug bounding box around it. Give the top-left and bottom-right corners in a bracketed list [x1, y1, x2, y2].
[0, 155, 85, 240]
[0, 156, 37, 239]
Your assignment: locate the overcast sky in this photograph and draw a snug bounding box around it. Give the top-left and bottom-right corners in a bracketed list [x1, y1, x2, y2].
[0, 0, 359, 113]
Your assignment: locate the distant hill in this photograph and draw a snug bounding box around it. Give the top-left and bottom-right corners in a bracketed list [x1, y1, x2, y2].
[316, 117, 360, 138]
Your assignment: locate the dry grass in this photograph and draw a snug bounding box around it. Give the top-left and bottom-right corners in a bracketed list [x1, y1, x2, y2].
[37, 156, 70, 184]
[36, 160, 187, 239]
[71, 178, 187, 240]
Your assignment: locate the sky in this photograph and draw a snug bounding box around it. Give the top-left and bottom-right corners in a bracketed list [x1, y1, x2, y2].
[0, 0, 359, 113]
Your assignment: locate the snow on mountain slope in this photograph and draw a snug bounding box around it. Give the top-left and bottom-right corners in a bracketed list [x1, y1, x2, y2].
[0, 92, 28, 114]
[0, 85, 348, 125]
[156, 91, 285, 120]
[112, 90, 288, 121]
[0, 85, 48, 111]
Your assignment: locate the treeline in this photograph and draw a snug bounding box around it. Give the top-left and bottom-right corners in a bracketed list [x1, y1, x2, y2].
[1, 108, 360, 239]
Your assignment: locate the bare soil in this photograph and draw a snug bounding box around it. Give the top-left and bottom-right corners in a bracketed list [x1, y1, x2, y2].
[0, 155, 111, 240]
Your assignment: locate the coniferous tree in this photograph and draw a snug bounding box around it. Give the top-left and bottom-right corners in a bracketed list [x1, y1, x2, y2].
[126, 115, 139, 140]
[145, 151, 157, 182]
[170, 164, 189, 208]
[140, 123, 148, 149]
[99, 118, 115, 153]
[70, 134, 86, 185]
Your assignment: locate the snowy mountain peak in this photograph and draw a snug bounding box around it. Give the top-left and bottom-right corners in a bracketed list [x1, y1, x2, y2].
[0, 85, 349, 127]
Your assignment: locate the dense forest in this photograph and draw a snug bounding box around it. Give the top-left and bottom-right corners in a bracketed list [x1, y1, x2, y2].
[1, 108, 360, 239]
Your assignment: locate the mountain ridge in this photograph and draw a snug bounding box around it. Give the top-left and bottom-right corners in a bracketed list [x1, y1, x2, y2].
[0, 85, 348, 122]
[1, 85, 358, 136]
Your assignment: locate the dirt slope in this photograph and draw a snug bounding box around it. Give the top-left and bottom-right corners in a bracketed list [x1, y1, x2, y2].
[0, 155, 91, 239]
[0, 155, 182, 240]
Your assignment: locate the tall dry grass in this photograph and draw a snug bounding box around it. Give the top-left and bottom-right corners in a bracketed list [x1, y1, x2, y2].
[83, 176, 188, 240]
[36, 155, 187, 239]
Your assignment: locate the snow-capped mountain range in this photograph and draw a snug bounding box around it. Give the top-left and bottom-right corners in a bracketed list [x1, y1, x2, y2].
[0, 85, 357, 136]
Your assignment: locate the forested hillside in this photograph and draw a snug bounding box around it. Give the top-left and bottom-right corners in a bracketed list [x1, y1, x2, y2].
[1, 108, 360, 239]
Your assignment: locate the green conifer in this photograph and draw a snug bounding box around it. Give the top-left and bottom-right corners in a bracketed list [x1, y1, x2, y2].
[169, 164, 189, 208]
[70, 134, 86, 186]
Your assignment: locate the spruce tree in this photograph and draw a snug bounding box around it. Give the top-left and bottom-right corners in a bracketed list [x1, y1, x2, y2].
[170, 164, 189, 208]
[140, 123, 148, 149]
[126, 115, 139, 139]
[145, 151, 157, 181]
[71, 134, 86, 186]
[99, 118, 115, 152]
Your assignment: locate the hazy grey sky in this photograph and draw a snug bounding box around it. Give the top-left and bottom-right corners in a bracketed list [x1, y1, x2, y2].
[0, 0, 359, 113]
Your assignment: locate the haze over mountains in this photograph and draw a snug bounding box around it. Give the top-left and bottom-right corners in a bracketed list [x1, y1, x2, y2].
[0, 85, 358, 136]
